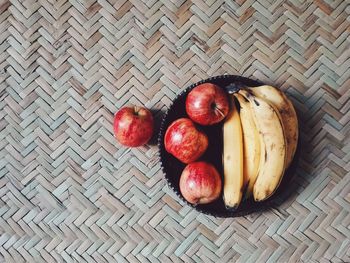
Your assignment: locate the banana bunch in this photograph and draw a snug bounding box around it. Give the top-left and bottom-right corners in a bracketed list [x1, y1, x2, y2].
[223, 85, 298, 208]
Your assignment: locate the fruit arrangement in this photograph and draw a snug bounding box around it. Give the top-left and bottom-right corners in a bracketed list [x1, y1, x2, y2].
[161, 79, 298, 212]
[114, 75, 299, 216]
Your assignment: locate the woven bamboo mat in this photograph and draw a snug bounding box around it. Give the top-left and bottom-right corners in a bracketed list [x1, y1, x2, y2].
[0, 0, 349, 262]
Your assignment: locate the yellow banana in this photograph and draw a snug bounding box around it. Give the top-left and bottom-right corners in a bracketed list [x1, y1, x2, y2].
[223, 96, 243, 209]
[248, 85, 298, 168]
[234, 93, 261, 198]
[240, 90, 287, 202]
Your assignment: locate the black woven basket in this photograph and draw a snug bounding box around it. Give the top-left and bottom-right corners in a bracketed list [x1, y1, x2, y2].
[157, 75, 299, 217]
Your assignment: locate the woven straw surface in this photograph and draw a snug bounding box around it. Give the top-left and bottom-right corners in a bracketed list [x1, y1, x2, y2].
[0, 0, 349, 262]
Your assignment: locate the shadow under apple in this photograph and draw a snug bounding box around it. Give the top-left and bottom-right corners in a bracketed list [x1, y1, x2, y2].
[148, 108, 167, 146]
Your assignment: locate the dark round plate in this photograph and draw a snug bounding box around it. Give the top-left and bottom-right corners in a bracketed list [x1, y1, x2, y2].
[158, 75, 299, 218]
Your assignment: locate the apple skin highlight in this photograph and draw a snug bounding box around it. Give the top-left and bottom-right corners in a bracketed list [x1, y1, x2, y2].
[114, 106, 154, 147]
[164, 118, 208, 164]
[186, 83, 229, 126]
[180, 162, 222, 205]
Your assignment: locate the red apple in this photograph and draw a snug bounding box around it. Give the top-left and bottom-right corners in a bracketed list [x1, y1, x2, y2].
[164, 118, 208, 163]
[179, 162, 222, 205]
[186, 83, 229, 125]
[114, 106, 153, 147]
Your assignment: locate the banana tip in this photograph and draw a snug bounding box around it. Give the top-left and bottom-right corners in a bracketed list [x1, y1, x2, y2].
[225, 204, 239, 211]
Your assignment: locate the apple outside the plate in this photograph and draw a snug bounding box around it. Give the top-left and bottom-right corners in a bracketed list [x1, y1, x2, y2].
[114, 106, 153, 147]
[164, 118, 208, 164]
[186, 83, 229, 126]
[180, 161, 222, 205]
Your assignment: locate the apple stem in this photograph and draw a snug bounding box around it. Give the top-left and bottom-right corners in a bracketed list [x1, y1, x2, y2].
[134, 106, 140, 115]
[216, 107, 225, 118]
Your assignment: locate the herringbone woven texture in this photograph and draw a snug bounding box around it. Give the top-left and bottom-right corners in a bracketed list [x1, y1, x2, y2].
[0, 0, 349, 262]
